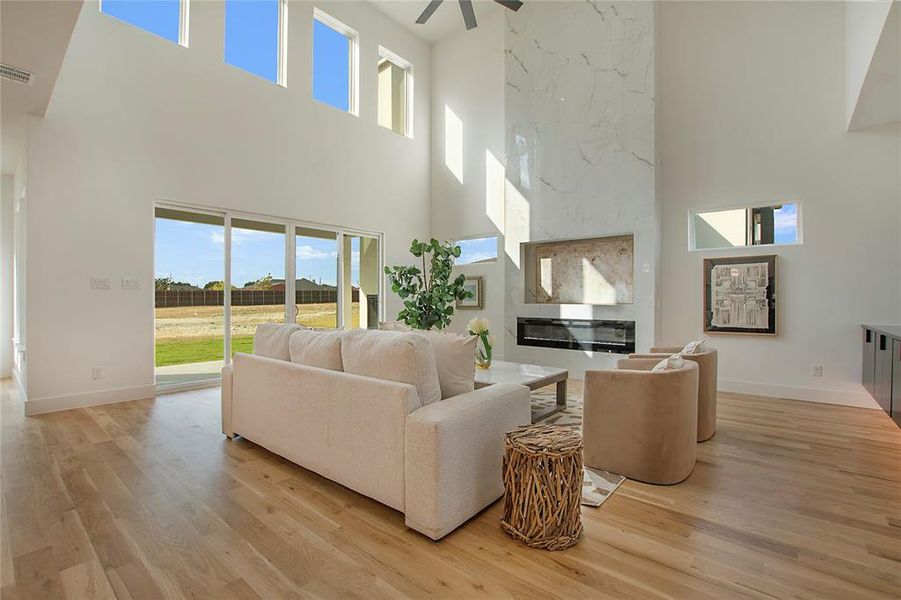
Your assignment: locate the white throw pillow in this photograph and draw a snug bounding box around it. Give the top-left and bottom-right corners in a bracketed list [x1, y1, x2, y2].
[341, 329, 442, 406]
[652, 354, 685, 372]
[681, 339, 707, 355]
[288, 329, 343, 371]
[253, 323, 307, 361]
[416, 330, 477, 399]
[379, 321, 412, 332]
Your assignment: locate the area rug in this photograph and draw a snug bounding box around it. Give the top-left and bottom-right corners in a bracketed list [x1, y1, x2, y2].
[530, 388, 626, 508]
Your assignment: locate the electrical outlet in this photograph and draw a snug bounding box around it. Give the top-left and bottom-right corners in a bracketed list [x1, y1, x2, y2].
[122, 278, 141, 290]
[92, 367, 103, 380]
[91, 276, 111, 290]
[811, 364, 823, 377]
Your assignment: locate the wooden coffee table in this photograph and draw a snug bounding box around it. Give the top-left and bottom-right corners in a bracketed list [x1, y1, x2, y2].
[475, 360, 569, 423]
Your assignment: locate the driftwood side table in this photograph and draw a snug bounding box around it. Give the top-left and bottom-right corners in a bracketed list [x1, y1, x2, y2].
[500, 424, 583, 550]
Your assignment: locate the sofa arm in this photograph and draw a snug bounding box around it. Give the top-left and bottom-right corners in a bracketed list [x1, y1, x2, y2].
[404, 383, 531, 540]
[221, 364, 234, 438]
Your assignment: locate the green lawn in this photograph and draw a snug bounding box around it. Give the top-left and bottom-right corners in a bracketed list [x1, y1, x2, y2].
[155, 335, 253, 367]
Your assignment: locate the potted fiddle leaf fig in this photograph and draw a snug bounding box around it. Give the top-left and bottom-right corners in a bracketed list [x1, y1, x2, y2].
[384, 238, 472, 330]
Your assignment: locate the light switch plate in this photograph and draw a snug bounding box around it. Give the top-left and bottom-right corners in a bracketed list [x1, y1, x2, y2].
[122, 278, 141, 290]
[91, 276, 111, 290]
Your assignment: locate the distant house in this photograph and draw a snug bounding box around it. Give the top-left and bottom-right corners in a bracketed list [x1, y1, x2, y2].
[251, 278, 341, 292]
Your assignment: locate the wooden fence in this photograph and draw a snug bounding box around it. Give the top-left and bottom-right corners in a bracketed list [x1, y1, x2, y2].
[155, 289, 358, 309]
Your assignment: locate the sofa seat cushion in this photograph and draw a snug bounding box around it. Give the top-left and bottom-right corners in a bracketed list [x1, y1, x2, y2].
[416, 330, 476, 399]
[288, 329, 343, 371]
[254, 323, 307, 361]
[341, 329, 442, 406]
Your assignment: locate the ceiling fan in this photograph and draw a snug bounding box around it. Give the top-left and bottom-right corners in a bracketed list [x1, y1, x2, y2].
[416, 0, 523, 31]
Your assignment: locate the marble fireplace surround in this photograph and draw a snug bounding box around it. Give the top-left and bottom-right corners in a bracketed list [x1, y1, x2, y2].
[502, 0, 656, 376]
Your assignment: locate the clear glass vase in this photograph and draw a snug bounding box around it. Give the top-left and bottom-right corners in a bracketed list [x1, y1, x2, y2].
[475, 336, 492, 370]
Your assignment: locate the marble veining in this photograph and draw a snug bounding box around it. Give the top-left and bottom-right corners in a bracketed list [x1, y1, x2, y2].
[503, 1, 656, 373]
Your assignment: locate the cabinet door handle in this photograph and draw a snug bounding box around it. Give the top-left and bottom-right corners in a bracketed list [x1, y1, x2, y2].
[879, 335, 886, 351]
[865, 329, 872, 343]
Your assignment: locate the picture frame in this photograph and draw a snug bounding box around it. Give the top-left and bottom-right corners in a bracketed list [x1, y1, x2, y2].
[703, 255, 777, 336]
[457, 276, 483, 310]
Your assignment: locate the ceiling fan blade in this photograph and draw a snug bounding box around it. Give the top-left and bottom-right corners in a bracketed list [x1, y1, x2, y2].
[459, 0, 477, 30]
[416, 0, 443, 24]
[493, 0, 523, 11]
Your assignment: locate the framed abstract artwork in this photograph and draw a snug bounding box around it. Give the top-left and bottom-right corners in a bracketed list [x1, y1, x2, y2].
[703, 255, 777, 336]
[457, 276, 483, 310]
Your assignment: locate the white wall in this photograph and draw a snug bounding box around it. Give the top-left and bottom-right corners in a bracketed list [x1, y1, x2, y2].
[429, 14, 506, 350]
[657, 1, 900, 408]
[503, 0, 657, 377]
[23, 0, 431, 409]
[0, 175, 13, 378]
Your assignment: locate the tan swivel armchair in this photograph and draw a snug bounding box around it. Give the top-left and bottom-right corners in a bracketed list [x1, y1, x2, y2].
[583, 359, 699, 485]
[631, 346, 718, 442]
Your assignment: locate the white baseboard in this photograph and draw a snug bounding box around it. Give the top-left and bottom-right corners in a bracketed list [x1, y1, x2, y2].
[718, 379, 880, 409]
[25, 384, 156, 416]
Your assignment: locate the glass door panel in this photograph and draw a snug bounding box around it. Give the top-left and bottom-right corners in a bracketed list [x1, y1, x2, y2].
[230, 218, 286, 354]
[154, 208, 225, 386]
[295, 227, 339, 328]
[343, 234, 380, 329]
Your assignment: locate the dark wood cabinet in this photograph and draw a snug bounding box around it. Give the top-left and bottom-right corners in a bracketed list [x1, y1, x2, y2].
[863, 325, 899, 423]
[874, 333, 893, 414]
[893, 339, 901, 425]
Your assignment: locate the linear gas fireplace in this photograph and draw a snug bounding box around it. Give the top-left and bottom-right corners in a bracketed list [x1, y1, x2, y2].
[517, 318, 636, 354]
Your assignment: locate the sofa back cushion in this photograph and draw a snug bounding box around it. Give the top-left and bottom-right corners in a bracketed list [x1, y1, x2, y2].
[341, 329, 442, 406]
[254, 323, 307, 361]
[416, 330, 476, 399]
[288, 329, 344, 371]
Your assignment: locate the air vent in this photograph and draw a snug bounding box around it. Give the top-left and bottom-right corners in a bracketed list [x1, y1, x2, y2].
[0, 64, 34, 86]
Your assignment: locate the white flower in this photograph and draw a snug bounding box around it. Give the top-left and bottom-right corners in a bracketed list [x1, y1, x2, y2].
[467, 317, 490, 335]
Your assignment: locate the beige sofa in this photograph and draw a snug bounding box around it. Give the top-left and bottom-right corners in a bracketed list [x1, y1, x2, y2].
[221, 325, 531, 540]
[631, 346, 718, 441]
[583, 358, 699, 485]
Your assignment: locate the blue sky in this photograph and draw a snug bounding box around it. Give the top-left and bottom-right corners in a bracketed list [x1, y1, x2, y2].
[225, 0, 279, 82]
[102, 0, 180, 42]
[773, 203, 798, 244]
[155, 218, 358, 288]
[456, 237, 498, 265]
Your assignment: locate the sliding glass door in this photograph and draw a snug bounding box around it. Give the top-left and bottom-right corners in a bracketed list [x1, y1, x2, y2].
[295, 227, 340, 328]
[230, 218, 287, 355]
[154, 208, 226, 386]
[154, 204, 382, 388]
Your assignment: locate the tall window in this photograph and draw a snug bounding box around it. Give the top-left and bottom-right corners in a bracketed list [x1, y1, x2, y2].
[378, 47, 412, 136]
[101, 0, 185, 45]
[225, 0, 285, 84]
[313, 9, 357, 114]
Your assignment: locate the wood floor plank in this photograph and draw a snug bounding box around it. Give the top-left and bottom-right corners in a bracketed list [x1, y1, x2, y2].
[2, 379, 899, 600]
[59, 559, 117, 600]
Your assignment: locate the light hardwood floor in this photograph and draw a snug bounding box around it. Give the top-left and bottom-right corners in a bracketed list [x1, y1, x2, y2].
[1, 378, 899, 599]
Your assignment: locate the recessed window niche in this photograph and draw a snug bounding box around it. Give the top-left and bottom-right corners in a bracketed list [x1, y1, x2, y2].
[522, 235, 634, 305]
